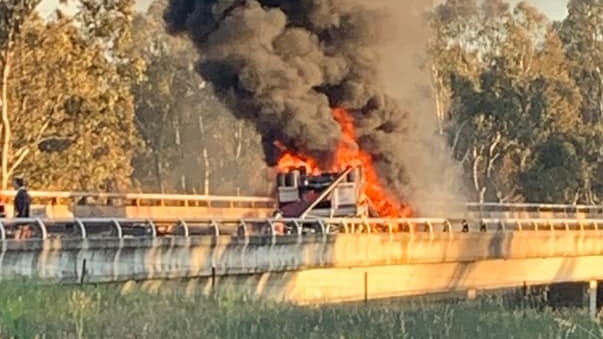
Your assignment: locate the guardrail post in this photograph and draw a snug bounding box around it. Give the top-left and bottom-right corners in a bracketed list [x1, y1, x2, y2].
[35, 219, 47, 240]
[111, 219, 123, 239]
[427, 221, 434, 240]
[589, 280, 598, 320]
[237, 221, 247, 237]
[292, 220, 302, 236]
[178, 219, 189, 237]
[362, 219, 370, 233]
[210, 220, 220, 237]
[339, 220, 348, 234]
[318, 220, 327, 235]
[0, 221, 5, 241]
[147, 219, 157, 238]
[74, 219, 87, 239]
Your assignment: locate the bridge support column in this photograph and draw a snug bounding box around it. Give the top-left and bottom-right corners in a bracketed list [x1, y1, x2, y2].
[589, 280, 598, 320]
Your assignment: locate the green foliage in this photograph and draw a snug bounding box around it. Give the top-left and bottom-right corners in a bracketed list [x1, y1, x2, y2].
[558, 0, 603, 123]
[0, 0, 42, 190]
[431, 0, 603, 204]
[5, 5, 144, 191]
[8, 15, 141, 191]
[0, 0, 40, 50]
[0, 282, 601, 339]
[520, 136, 582, 202]
[131, 0, 270, 195]
[0, 1, 145, 191]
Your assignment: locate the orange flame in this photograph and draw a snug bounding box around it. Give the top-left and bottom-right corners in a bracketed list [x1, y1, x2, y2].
[274, 141, 320, 174]
[276, 107, 412, 218]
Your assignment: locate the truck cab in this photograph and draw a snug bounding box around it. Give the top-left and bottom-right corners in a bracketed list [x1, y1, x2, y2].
[275, 166, 367, 219]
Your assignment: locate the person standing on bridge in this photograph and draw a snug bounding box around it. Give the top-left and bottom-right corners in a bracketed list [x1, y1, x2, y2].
[13, 177, 30, 218]
[13, 177, 31, 240]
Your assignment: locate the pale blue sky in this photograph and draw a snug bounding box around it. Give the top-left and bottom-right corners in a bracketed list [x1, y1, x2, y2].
[38, 0, 569, 21]
[508, 0, 568, 19]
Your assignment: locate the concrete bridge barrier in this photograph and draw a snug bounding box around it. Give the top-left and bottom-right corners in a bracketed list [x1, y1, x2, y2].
[2, 228, 603, 304]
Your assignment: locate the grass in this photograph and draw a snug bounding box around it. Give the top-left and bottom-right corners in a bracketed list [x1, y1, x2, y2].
[0, 281, 601, 339]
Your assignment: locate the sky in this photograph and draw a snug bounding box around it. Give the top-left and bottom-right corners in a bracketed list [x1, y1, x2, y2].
[508, 0, 568, 20]
[38, 0, 569, 21]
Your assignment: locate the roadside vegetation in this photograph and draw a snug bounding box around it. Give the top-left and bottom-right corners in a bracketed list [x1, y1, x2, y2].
[0, 281, 601, 339]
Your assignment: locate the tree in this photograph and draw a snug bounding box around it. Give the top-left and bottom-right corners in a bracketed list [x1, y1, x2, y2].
[428, 0, 482, 131]
[0, 0, 41, 189]
[432, 1, 584, 203]
[131, 0, 271, 195]
[2, 1, 145, 191]
[558, 0, 603, 123]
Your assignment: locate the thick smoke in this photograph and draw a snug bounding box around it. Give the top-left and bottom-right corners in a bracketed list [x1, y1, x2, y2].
[164, 0, 466, 214]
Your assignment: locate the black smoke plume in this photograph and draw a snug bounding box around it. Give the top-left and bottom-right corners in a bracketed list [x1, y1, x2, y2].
[163, 0, 451, 206]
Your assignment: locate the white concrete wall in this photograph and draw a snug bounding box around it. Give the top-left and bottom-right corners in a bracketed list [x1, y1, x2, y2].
[2, 231, 603, 304]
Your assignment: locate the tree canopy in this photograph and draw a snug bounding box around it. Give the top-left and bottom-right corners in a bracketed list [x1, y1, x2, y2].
[1, 0, 602, 204]
[430, 0, 603, 203]
[0, 0, 143, 191]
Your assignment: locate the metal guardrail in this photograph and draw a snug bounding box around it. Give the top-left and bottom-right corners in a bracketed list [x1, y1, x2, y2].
[1, 190, 602, 214]
[2, 217, 603, 241]
[466, 203, 603, 213]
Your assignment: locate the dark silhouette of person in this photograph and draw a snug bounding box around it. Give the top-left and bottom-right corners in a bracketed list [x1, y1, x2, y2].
[13, 177, 30, 218]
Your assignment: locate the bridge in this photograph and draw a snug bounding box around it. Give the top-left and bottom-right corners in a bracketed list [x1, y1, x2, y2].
[1, 215, 603, 317]
[1, 190, 602, 314]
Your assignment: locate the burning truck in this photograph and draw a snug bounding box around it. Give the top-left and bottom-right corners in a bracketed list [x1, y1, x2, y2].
[271, 108, 412, 222]
[268, 164, 417, 235]
[266, 108, 413, 236]
[275, 165, 367, 219]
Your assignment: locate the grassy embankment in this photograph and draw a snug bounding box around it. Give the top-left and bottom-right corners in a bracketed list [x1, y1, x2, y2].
[0, 281, 601, 339]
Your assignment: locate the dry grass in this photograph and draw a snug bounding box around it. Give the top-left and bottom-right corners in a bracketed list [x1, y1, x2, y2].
[0, 281, 601, 339]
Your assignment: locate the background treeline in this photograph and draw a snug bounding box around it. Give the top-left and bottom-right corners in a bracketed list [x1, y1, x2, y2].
[0, 0, 601, 204]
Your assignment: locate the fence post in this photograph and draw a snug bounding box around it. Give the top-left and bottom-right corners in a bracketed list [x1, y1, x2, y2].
[589, 280, 598, 320]
[364, 271, 368, 303]
[211, 265, 216, 295]
[80, 259, 87, 285]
